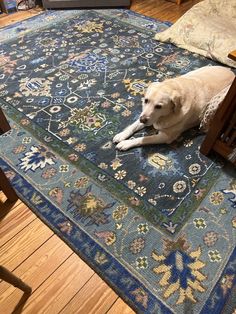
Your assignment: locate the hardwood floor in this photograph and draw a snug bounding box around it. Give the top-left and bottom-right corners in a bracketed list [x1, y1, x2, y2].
[131, 0, 201, 22]
[0, 0, 201, 27]
[0, 1, 201, 313]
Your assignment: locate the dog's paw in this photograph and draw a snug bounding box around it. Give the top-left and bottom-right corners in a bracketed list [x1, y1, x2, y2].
[116, 140, 133, 151]
[113, 132, 128, 144]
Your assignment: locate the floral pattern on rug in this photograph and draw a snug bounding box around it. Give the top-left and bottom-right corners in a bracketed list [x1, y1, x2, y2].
[0, 10, 220, 234]
[0, 121, 235, 314]
[0, 9, 235, 314]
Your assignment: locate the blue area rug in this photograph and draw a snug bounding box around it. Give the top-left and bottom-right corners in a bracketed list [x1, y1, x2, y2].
[0, 9, 236, 313]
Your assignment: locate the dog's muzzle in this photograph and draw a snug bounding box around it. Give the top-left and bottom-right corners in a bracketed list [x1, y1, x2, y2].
[139, 116, 149, 124]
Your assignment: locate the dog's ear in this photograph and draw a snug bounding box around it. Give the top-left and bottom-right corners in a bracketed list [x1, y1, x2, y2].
[171, 90, 182, 113]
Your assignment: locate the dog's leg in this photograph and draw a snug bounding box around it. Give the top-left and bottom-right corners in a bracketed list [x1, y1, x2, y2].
[113, 120, 145, 143]
[116, 131, 178, 151]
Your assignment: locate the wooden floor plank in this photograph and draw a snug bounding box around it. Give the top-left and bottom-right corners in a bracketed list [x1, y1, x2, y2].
[0, 204, 36, 247]
[0, 191, 8, 204]
[0, 8, 42, 28]
[130, 0, 201, 22]
[0, 235, 73, 313]
[0, 0, 202, 28]
[107, 298, 135, 314]
[22, 253, 94, 313]
[60, 273, 118, 314]
[0, 219, 53, 271]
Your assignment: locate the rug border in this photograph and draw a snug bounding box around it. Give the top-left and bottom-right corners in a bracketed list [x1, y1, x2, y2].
[1, 155, 236, 314]
[0, 157, 173, 314]
[0, 8, 234, 313]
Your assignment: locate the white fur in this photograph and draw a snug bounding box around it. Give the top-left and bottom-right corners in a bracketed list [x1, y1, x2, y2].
[113, 66, 235, 151]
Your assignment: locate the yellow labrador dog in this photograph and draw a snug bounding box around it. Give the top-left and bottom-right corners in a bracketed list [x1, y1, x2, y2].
[113, 66, 234, 151]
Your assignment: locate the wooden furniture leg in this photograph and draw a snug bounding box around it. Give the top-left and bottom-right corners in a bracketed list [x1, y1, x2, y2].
[0, 266, 32, 294]
[200, 77, 236, 155]
[0, 107, 11, 134]
[0, 168, 18, 202]
[200, 51, 236, 164]
[0, 107, 18, 202]
[0, 0, 8, 13]
[176, 0, 182, 4]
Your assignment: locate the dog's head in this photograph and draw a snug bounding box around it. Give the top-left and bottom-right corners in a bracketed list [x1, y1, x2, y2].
[140, 81, 182, 125]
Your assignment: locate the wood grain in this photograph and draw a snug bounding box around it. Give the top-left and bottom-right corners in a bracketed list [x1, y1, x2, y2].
[131, 0, 201, 22]
[228, 50, 236, 62]
[0, 219, 53, 270]
[0, 0, 202, 27]
[23, 254, 94, 313]
[0, 7, 42, 27]
[0, 203, 36, 247]
[107, 297, 135, 314]
[60, 273, 118, 314]
[0, 191, 21, 209]
[0, 235, 73, 313]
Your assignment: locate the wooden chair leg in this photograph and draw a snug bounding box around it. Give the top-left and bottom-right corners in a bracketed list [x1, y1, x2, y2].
[0, 0, 8, 13]
[0, 107, 11, 134]
[0, 266, 32, 294]
[176, 0, 181, 4]
[0, 168, 18, 202]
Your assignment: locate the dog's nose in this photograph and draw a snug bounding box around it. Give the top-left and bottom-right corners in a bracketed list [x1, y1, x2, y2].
[140, 116, 148, 124]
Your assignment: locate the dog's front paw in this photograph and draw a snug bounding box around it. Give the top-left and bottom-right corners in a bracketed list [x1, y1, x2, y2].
[116, 140, 133, 151]
[113, 132, 128, 144]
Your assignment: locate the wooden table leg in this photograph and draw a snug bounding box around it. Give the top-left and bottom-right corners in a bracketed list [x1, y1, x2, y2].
[0, 107, 11, 134]
[0, 168, 18, 202]
[0, 0, 8, 13]
[0, 266, 32, 294]
[200, 76, 236, 158]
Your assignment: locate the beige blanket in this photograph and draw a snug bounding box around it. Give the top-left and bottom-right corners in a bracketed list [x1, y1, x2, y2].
[155, 0, 236, 68]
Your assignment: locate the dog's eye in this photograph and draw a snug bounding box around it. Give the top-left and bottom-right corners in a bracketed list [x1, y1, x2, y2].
[144, 98, 148, 104]
[155, 104, 162, 109]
